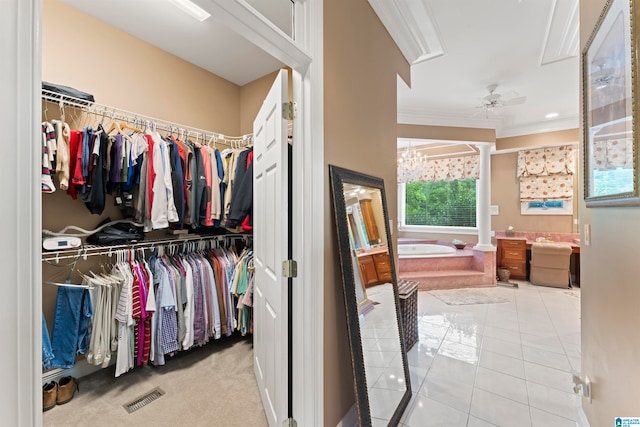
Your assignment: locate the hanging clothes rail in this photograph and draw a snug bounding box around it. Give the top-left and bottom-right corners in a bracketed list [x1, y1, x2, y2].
[41, 88, 253, 147]
[41, 233, 252, 263]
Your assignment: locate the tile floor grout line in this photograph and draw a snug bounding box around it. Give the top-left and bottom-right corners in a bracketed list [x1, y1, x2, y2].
[514, 282, 533, 423]
[538, 283, 580, 363]
[407, 283, 579, 426]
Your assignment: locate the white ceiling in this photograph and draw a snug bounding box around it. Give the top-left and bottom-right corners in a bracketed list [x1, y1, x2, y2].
[62, 0, 579, 139]
[60, 0, 291, 86]
[370, 0, 581, 138]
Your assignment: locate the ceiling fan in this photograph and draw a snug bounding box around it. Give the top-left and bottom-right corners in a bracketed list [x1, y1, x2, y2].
[590, 63, 622, 90]
[476, 84, 527, 117]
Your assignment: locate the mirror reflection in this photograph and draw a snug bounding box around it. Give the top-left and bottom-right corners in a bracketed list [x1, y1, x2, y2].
[330, 165, 411, 426]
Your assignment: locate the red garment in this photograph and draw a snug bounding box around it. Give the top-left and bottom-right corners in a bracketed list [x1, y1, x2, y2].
[139, 264, 152, 366]
[144, 134, 156, 220]
[67, 130, 83, 199]
[131, 264, 142, 362]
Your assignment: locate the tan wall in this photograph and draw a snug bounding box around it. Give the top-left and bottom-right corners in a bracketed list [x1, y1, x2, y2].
[580, 0, 640, 425]
[495, 128, 579, 150]
[398, 124, 496, 142]
[324, 0, 410, 423]
[491, 152, 576, 235]
[493, 130, 580, 234]
[493, 130, 579, 235]
[43, 0, 240, 135]
[240, 70, 279, 134]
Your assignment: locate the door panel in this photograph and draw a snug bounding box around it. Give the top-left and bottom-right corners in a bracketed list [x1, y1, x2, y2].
[253, 68, 289, 427]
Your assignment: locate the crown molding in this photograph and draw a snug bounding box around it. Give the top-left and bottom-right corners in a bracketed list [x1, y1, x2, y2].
[497, 115, 579, 138]
[540, 0, 579, 66]
[368, 0, 445, 65]
[398, 106, 503, 130]
[398, 106, 578, 138]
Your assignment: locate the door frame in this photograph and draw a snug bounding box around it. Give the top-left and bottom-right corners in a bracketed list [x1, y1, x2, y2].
[4, 0, 324, 425]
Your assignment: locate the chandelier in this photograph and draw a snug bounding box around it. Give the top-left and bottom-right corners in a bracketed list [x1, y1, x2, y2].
[397, 144, 426, 183]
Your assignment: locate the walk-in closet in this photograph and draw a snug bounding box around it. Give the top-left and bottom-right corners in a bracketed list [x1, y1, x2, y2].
[38, 0, 298, 425]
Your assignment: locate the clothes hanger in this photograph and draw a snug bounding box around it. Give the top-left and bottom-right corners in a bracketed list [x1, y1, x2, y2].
[106, 110, 123, 135]
[59, 100, 66, 124]
[43, 262, 93, 289]
[120, 120, 143, 134]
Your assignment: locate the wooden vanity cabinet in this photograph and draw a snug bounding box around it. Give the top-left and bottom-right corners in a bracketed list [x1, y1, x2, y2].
[497, 238, 527, 280]
[373, 253, 392, 283]
[358, 255, 379, 287]
[357, 252, 392, 287]
[359, 199, 380, 243]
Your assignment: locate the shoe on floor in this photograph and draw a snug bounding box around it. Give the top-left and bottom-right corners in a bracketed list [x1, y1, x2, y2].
[43, 382, 57, 411]
[56, 376, 79, 405]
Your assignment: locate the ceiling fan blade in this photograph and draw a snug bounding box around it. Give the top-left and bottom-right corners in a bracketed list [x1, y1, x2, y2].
[502, 95, 527, 106]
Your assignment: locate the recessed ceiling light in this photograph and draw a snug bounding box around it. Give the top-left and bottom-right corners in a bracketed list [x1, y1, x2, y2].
[168, 0, 211, 22]
[545, 112, 559, 119]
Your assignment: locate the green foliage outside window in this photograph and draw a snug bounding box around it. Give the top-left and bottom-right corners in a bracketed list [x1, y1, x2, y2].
[405, 179, 476, 227]
[593, 168, 634, 197]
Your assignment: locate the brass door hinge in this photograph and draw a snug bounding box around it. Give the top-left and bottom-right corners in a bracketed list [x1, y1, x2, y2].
[283, 102, 296, 120]
[282, 259, 298, 278]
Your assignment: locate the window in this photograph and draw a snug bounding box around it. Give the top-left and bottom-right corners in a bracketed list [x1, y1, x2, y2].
[592, 168, 634, 197]
[401, 179, 477, 228]
[520, 199, 573, 215]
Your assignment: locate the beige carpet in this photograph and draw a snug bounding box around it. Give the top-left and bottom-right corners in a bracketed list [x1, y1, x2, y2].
[43, 335, 267, 427]
[428, 288, 510, 305]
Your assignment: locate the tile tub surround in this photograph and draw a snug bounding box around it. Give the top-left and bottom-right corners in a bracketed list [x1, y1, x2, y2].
[398, 241, 496, 291]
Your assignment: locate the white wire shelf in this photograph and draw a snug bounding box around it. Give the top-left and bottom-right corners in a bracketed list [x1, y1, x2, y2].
[41, 88, 253, 148]
[41, 233, 252, 263]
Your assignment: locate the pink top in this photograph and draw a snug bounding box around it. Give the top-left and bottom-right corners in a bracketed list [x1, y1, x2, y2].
[200, 146, 213, 226]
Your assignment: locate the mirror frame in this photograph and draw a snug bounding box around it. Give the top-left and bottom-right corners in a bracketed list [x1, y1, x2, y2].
[329, 165, 412, 426]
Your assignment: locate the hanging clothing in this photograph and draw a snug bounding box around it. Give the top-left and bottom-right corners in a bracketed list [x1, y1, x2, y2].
[51, 120, 71, 191]
[42, 313, 54, 371]
[50, 285, 93, 369]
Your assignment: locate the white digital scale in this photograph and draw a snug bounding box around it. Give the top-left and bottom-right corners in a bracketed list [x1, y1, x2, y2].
[43, 236, 82, 251]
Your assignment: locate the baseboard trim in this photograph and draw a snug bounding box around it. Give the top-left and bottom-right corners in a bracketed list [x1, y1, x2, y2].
[336, 404, 358, 427]
[42, 358, 112, 385]
[577, 406, 590, 427]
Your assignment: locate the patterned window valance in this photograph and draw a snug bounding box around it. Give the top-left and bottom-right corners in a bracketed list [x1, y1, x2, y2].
[517, 145, 575, 201]
[409, 155, 479, 183]
[520, 175, 574, 201]
[592, 138, 633, 170]
[516, 146, 575, 177]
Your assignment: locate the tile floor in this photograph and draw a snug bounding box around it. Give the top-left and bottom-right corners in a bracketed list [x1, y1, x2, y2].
[362, 283, 406, 424]
[396, 281, 581, 427]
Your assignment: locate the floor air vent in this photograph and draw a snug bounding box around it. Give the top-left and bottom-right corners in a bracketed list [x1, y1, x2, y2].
[123, 387, 165, 413]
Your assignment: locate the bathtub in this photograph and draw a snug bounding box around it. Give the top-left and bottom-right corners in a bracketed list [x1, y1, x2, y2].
[397, 243, 456, 258]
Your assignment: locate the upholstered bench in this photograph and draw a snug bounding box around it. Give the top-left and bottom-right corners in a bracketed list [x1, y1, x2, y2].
[530, 243, 573, 288]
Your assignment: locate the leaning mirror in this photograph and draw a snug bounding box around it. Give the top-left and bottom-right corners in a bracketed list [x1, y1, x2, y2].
[329, 165, 412, 426]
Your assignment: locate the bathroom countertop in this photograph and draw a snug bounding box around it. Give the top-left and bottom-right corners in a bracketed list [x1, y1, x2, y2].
[355, 245, 389, 257]
[495, 233, 580, 250]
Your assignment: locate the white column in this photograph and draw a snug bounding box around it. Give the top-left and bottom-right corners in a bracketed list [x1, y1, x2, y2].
[475, 143, 495, 251]
[2, 0, 42, 425]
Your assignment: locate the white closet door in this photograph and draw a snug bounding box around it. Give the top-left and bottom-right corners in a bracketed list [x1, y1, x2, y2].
[253, 68, 289, 427]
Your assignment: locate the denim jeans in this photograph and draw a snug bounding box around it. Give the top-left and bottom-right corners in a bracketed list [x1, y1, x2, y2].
[50, 286, 93, 369]
[42, 313, 54, 370]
